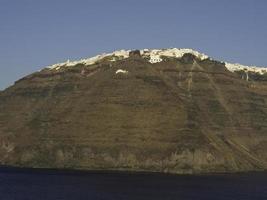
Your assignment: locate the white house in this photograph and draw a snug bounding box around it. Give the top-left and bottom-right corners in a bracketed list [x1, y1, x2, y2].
[116, 69, 128, 74]
[149, 55, 163, 63]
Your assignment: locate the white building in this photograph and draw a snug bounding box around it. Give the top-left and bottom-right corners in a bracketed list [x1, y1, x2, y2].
[149, 55, 163, 63]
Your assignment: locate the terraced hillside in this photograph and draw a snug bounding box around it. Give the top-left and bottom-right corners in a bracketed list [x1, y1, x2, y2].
[0, 49, 267, 174]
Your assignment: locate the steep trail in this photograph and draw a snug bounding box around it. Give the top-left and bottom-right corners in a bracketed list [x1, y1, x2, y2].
[192, 60, 266, 168]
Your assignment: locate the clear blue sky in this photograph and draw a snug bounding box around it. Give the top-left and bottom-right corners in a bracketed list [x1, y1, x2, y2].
[1, 0, 267, 90]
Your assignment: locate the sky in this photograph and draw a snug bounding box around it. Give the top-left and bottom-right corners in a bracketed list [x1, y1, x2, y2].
[0, 0, 267, 90]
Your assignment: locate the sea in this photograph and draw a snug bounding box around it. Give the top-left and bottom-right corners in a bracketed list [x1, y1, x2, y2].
[0, 167, 266, 200]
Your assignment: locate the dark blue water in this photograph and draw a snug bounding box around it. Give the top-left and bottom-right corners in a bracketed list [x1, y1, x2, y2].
[0, 168, 266, 200]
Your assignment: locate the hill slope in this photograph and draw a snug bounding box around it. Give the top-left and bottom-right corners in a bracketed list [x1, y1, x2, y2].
[0, 49, 267, 174]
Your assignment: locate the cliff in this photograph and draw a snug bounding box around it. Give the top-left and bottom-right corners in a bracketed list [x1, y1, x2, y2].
[0, 49, 267, 174]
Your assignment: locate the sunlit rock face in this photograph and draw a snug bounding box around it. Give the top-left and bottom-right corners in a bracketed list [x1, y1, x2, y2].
[0, 48, 267, 174]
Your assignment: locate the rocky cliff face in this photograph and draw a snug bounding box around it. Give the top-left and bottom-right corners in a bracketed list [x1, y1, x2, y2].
[0, 49, 267, 174]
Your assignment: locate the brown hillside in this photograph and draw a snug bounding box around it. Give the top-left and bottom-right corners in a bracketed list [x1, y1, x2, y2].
[0, 52, 267, 174]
